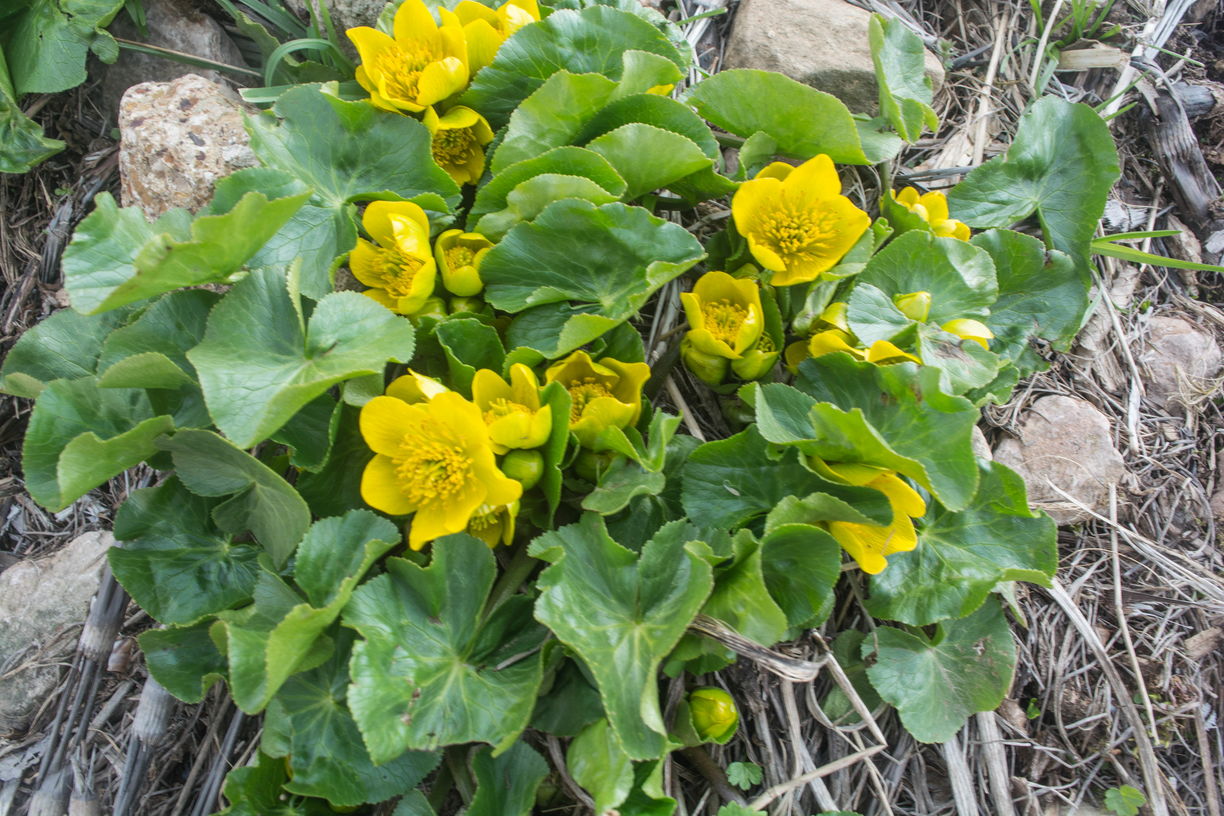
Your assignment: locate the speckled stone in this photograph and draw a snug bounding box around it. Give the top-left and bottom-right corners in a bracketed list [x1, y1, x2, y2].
[1137, 315, 1222, 410]
[994, 395, 1127, 525]
[0, 531, 113, 735]
[723, 0, 945, 115]
[118, 74, 257, 220]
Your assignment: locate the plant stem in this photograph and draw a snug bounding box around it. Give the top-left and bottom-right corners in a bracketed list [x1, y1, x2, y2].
[679, 746, 747, 806]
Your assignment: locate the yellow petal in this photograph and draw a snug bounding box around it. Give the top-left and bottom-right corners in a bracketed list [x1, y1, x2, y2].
[730, 176, 781, 242]
[807, 329, 862, 359]
[870, 472, 927, 519]
[349, 238, 383, 288]
[782, 154, 841, 198]
[464, 20, 503, 74]
[362, 288, 399, 311]
[894, 187, 920, 208]
[472, 368, 512, 409]
[865, 341, 921, 365]
[753, 161, 794, 182]
[918, 190, 950, 223]
[360, 395, 417, 456]
[363, 200, 430, 249]
[507, 363, 541, 408]
[393, 0, 438, 42]
[416, 57, 469, 107]
[361, 454, 417, 516]
[601, 358, 650, 424]
[386, 371, 449, 403]
[347, 27, 396, 71]
[455, 0, 497, 25]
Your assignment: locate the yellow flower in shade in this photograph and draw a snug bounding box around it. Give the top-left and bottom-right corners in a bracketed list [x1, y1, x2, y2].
[385, 370, 449, 403]
[466, 500, 519, 547]
[423, 106, 494, 185]
[359, 392, 522, 550]
[941, 318, 993, 349]
[817, 463, 926, 574]
[892, 188, 971, 241]
[435, 229, 493, 296]
[455, 0, 539, 74]
[471, 364, 552, 454]
[680, 270, 764, 360]
[731, 155, 871, 286]
[350, 201, 437, 315]
[545, 351, 650, 449]
[347, 0, 468, 114]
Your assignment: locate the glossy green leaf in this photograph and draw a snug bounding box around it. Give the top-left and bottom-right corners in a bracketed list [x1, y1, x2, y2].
[0, 45, 63, 172]
[246, 86, 460, 297]
[62, 190, 308, 314]
[568, 718, 634, 813]
[586, 124, 712, 200]
[187, 267, 415, 447]
[793, 355, 980, 511]
[470, 146, 626, 226]
[220, 511, 398, 713]
[972, 229, 1084, 371]
[271, 393, 340, 472]
[263, 630, 438, 808]
[97, 289, 218, 378]
[474, 174, 621, 241]
[864, 598, 1016, 743]
[576, 93, 720, 159]
[760, 523, 842, 630]
[468, 741, 549, 816]
[531, 514, 713, 759]
[159, 429, 310, 568]
[504, 303, 621, 360]
[848, 231, 999, 345]
[22, 377, 173, 511]
[867, 461, 1056, 625]
[139, 623, 228, 703]
[531, 656, 604, 737]
[110, 478, 260, 625]
[295, 404, 372, 518]
[0, 306, 134, 398]
[491, 71, 619, 172]
[481, 199, 703, 344]
[461, 6, 687, 128]
[868, 14, 938, 142]
[681, 425, 885, 530]
[913, 323, 1004, 396]
[432, 318, 505, 396]
[948, 96, 1120, 265]
[686, 69, 901, 165]
[216, 751, 333, 816]
[346, 534, 547, 760]
[2, 0, 122, 94]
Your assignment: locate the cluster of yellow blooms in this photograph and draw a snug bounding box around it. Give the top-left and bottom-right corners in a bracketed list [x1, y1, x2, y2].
[359, 351, 648, 549]
[349, 199, 495, 315]
[347, 0, 538, 184]
[679, 270, 777, 386]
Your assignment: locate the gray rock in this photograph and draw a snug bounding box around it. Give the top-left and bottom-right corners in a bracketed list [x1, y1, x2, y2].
[101, 0, 248, 121]
[971, 426, 992, 462]
[118, 74, 258, 219]
[994, 395, 1127, 525]
[723, 0, 945, 115]
[323, 0, 388, 38]
[0, 531, 113, 735]
[1137, 315, 1222, 410]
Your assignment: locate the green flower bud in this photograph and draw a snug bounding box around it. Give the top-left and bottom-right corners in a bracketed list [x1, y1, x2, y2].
[688, 687, 739, 743]
[681, 335, 730, 386]
[501, 449, 544, 490]
[893, 291, 932, 322]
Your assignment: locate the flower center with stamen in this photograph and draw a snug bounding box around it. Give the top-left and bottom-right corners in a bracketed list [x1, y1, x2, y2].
[376, 45, 435, 101]
[467, 505, 499, 532]
[758, 201, 837, 256]
[370, 247, 424, 299]
[483, 398, 529, 426]
[432, 127, 478, 167]
[393, 433, 472, 504]
[445, 245, 476, 269]
[755, 333, 776, 352]
[701, 299, 748, 345]
[567, 378, 614, 422]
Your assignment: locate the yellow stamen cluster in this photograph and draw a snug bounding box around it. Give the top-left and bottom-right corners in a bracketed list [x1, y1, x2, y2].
[567, 378, 615, 422]
[482, 397, 530, 426]
[432, 126, 480, 168]
[701, 300, 749, 346]
[375, 45, 435, 100]
[393, 434, 471, 503]
[370, 248, 425, 298]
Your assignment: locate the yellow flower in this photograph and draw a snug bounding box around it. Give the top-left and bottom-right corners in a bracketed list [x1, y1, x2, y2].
[471, 364, 552, 454]
[359, 391, 521, 550]
[455, 0, 539, 74]
[818, 464, 926, 574]
[434, 228, 493, 296]
[347, 0, 469, 114]
[350, 201, 437, 315]
[545, 351, 650, 449]
[680, 270, 764, 360]
[730, 333, 779, 381]
[423, 106, 494, 185]
[466, 500, 519, 547]
[941, 318, 993, 349]
[892, 188, 971, 241]
[385, 370, 449, 404]
[731, 155, 871, 286]
[789, 329, 920, 372]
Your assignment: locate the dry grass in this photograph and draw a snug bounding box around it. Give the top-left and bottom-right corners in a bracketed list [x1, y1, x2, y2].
[2, 0, 1223, 813]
